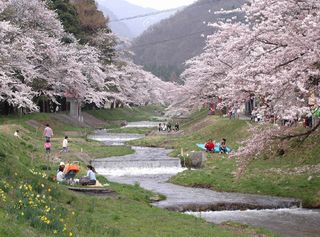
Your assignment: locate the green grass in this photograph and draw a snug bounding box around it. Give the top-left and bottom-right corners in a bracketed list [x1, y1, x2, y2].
[171, 156, 320, 207]
[64, 139, 135, 159]
[0, 112, 274, 237]
[128, 116, 250, 157]
[86, 105, 165, 123]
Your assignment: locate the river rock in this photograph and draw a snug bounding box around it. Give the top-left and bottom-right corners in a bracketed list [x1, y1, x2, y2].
[190, 152, 207, 169]
[150, 195, 162, 202]
[120, 121, 128, 126]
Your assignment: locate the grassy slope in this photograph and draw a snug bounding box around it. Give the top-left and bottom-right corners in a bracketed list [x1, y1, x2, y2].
[0, 112, 274, 237]
[0, 113, 134, 163]
[129, 111, 320, 208]
[86, 105, 164, 123]
[128, 111, 249, 156]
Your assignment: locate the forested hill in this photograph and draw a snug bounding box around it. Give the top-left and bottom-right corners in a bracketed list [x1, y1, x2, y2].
[51, 0, 109, 43]
[132, 0, 246, 83]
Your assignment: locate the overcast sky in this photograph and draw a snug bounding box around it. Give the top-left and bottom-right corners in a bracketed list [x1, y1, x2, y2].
[126, 0, 197, 10]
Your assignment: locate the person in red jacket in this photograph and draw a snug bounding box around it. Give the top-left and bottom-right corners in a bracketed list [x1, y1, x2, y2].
[205, 139, 215, 152]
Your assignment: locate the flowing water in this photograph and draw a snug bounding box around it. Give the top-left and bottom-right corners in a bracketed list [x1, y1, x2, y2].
[87, 129, 145, 145]
[124, 121, 160, 128]
[186, 209, 320, 237]
[89, 125, 320, 237]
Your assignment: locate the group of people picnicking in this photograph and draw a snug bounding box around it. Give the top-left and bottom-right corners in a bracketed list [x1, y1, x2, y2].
[56, 161, 96, 186]
[42, 124, 97, 186]
[13, 123, 95, 186]
[205, 138, 228, 154]
[158, 122, 179, 132]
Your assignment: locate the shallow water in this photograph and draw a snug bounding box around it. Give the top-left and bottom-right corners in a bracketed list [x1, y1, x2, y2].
[93, 147, 184, 176]
[87, 129, 145, 145]
[90, 128, 320, 237]
[186, 209, 320, 237]
[124, 121, 161, 128]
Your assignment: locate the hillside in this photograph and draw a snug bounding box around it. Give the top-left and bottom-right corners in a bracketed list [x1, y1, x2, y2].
[0, 111, 273, 237]
[132, 0, 246, 82]
[96, 0, 175, 39]
[52, 0, 109, 43]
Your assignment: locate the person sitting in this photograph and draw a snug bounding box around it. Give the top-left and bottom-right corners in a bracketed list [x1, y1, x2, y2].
[220, 138, 227, 154]
[80, 165, 97, 186]
[205, 139, 215, 152]
[58, 161, 65, 171]
[56, 166, 65, 183]
[63, 161, 80, 181]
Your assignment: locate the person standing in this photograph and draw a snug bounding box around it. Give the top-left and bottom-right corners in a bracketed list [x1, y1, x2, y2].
[14, 130, 20, 138]
[61, 136, 68, 153]
[44, 139, 52, 154]
[43, 124, 53, 141]
[175, 122, 180, 131]
[167, 122, 172, 132]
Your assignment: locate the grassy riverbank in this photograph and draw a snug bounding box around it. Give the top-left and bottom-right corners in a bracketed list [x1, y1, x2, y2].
[0, 112, 275, 237]
[128, 112, 320, 208]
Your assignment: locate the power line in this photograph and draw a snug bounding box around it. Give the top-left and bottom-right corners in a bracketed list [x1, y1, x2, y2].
[109, 0, 228, 23]
[129, 29, 213, 49]
[107, 0, 243, 49]
[109, 7, 183, 23]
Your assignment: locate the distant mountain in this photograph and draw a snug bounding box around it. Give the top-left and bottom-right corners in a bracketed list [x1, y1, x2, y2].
[132, 0, 247, 82]
[97, 3, 133, 39]
[96, 0, 175, 39]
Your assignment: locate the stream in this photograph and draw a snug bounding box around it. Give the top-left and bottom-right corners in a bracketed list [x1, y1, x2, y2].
[90, 122, 320, 237]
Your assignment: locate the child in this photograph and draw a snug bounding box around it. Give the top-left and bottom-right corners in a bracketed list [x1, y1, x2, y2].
[205, 139, 215, 152]
[220, 138, 227, 154]
[61, 136, 68, 153]
[44, 140, 51, 154]
[14, 130, 20, 138]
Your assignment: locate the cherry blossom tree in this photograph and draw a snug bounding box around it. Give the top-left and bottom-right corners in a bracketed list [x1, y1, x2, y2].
[0, 14, 37, 110]
[0, 0, 112, 110]
[183, 0, 320, 120]
[0, 0, 174, 112]
[179, 0, 320, 164]
[117, 61, 174, 106]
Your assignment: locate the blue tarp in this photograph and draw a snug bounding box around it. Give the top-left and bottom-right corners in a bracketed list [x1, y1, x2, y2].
[197, 143, 232, 153]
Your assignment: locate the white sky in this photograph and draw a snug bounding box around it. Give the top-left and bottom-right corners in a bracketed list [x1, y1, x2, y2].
[126, 0, 197, 10]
